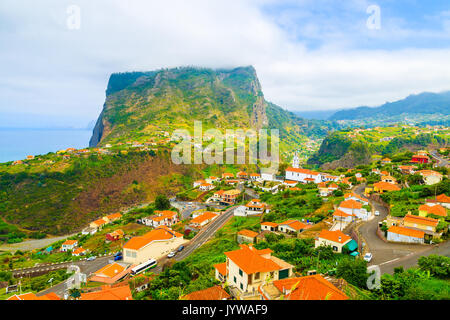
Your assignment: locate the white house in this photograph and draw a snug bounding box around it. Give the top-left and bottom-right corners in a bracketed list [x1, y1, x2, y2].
[338, 200, 369, 220]
[387, 226, 424, 244]
[344, 193, 369, 206]
[285, 167, 322, 184]
[61, 240, 78, 252]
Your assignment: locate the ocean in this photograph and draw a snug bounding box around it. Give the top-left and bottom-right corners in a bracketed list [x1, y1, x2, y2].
[0, 128, 93, 163]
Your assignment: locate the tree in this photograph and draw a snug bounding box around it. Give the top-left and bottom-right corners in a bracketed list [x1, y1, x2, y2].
[155, 195, 170, 210]
[418, 255, 450, 279]
[336, 258, 369, 288]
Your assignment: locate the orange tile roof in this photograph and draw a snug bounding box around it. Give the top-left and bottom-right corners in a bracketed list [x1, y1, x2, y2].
[261, 221, 278, 227]
[344, 192, 367, 202]
[388, 226, 424, 238]
[418, 170, 442, 177]
[106, 212, 122, 220]
[273, 275, 348, 300]
[182, 286, 230, 300]
[403, 214, 439, 227]
[123, 226, 183, 250]
[94, 263, 126, 278]
[80, 285, 133, 300]
[62, 240, 77, 246]
[214, 262, 227, 276]
[190, 211, 218, 225]
[237, 229, 259, 238]
[373, 181, 401, 191]
[7, 292, 61, 300]
[92, 218, 107, 226]
[285, 180, 298, 184]
[250, 173, 261, 177]
[436, 194, 450, 203]
[318, 229, 351, 244]
[72, 247, 86, 255]
[419, 204, 447, 217]
[224, 245, 281, 275]
[338, 199, 363, 209]
[279, 220, 310, 231]
[333, 209, 354, 218]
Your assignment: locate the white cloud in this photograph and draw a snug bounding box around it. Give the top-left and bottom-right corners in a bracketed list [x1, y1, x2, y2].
[1, 0, 450, 125]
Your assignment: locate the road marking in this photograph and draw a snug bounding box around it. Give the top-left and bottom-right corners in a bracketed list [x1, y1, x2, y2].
[379, 257, 400, 266]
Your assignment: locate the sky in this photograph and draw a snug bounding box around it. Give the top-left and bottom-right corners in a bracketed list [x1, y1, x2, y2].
[1, 0, 450, 128]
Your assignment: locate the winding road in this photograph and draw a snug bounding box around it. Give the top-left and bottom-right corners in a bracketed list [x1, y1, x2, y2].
[354, 184, 450, 274]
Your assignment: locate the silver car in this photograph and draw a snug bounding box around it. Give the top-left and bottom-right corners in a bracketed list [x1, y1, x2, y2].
[363, 253, 373, 262]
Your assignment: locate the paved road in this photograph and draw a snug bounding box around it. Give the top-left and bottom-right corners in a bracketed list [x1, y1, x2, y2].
[354, 184, 450, 274]
[430, 150, 449, 168]
[36, 255, 113, 297]
[152, 205, 237, 274]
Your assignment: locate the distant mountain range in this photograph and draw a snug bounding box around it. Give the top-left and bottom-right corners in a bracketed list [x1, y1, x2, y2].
[329, 91, 450, 120]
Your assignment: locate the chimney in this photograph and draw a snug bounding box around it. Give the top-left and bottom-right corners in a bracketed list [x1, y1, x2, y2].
[338, 236, 342, 242]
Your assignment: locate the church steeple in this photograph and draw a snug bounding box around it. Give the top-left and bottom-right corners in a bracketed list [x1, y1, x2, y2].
[292, 151, 300, 168]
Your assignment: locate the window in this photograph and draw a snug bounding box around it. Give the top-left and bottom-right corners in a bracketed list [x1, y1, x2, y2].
[234, 276, 237, 283]
[333, 246, 338, 251]
[239, 269, 243, 277]
[240, 283, 243, 290]
[254, 272, 260, 280]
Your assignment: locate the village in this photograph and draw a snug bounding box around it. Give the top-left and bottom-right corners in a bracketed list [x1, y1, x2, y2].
[2, 142, 449, 301]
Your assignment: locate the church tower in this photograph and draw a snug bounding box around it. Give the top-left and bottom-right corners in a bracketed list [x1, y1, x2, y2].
[292, 151, 300, 168]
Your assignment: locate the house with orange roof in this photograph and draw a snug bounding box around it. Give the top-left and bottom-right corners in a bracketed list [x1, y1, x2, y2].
[373, 181, 401, 193]
[90, 218, 108, 231]
[418, 204, 447, 219]
[222, 172, 234, 179]
[199, 182, 215, 191]
[207, 176, 220, 183]
[79, 284, 133, 300]
[106, 229, 125, 242]
[7, 292, 61, 301]
[193, 179, 207, 188]
[333, 209, 356, 224]
[315, 230, 352, 253]
[61, 240, 78, 252]
[89, 262, 131, 284]
[381, 157, 391, 164]
[72, 247, 87, 256]
[249, 173, 261, 181]
[237, 171, 248, 180]
[245, 199, 268, 215]
[181, 285, 231, 300]
[344, 192, 369, 206]
[403, 214, 439, 233]
[189, 211, 218, 228]
[123, 226, 186, 264]
[142, 210, 179, 227]
[261, 274, 348, 300]
[340, 177, 353, 188]
[398, 165, 416, 175]
[261, 221, 278, 232]
[381, 175, 397, 184]
[338, 199, 369, 220]
[105, 212, 122, 222]
[417, 170, 443, 185]
[277, 220, 312, 235]
[237, 229, 259, 244]
[285, 167, 322, 184]
[426, 194, 450, 209]
[219, 244, 294, 297]
[214, 262, 227, 282]
[387, 226, 424, 244]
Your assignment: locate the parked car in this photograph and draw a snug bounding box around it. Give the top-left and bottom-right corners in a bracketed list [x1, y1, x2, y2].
[363, 253, 373, 262]
[177, 245, 185, 252]
[374, 210, 380, 216]
[114, 252, 123, 261]
[167, 251, 176, 258]
[87, 256, 96, 261]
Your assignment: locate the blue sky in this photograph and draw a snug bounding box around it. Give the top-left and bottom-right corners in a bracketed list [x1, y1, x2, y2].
[1, 0, 450, 128]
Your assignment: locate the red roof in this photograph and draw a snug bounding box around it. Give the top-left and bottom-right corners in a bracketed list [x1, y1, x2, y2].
[318, 229, 351, 244]
[273, 275, 348, 300]
[224, 245, 281, 274]
[182, 286, 230, 300]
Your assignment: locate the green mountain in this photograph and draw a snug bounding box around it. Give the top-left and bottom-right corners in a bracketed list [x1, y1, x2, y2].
[90, 66, 334, 149]
[330, 91, 450, 121]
